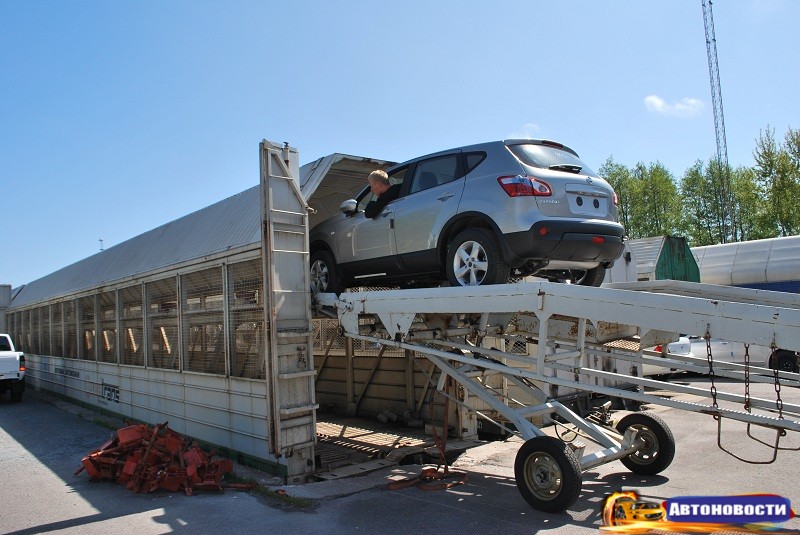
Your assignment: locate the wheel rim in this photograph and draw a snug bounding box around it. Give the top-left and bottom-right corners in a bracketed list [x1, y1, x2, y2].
[777, 357, 796, 372]
[310, 260, 329, 292]
[523, 452, 563, 501]
[629, 425, 659, 464]
[452, 240, 489, 286]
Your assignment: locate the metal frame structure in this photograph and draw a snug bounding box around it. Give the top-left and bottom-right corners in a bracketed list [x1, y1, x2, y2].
[316, 279, 800, 512]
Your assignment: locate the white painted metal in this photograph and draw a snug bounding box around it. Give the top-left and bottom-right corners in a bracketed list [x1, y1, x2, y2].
[318, 278, 800, 476]
[260, 140, 318, 482]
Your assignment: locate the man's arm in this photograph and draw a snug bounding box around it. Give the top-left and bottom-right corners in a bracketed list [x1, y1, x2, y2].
[364, 184, 401, 219]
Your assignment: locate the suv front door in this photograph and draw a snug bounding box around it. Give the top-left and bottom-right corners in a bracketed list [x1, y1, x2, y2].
[336, 168, 408, 281]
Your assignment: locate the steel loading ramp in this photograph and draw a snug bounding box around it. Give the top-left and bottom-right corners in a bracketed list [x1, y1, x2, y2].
[314, 280, 800, 512]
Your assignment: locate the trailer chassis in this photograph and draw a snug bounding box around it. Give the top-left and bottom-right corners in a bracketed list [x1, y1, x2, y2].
[316, 280, 800, 512]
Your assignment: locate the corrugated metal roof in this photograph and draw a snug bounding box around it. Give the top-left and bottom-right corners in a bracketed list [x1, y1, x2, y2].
[628, 236, 666, 278]
[692, 235, 800, 286]
[10, 153, 390, 310]
[11, 186, 262, 308]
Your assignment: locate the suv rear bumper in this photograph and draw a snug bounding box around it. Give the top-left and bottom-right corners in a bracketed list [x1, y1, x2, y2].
[502, 220, 625, 266]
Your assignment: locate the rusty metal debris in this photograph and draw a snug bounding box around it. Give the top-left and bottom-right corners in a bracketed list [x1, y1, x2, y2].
[76, 421, 248, 495]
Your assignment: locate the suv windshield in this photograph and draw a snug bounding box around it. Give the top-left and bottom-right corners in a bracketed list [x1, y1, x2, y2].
[508, 143, 595, 176]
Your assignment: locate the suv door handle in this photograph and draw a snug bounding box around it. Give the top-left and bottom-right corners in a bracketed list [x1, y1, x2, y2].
[437, 193, 454, 201]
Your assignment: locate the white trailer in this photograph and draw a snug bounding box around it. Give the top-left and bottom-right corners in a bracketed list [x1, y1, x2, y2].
[693, 235, 800, 293]
[316, 279, 800, 512]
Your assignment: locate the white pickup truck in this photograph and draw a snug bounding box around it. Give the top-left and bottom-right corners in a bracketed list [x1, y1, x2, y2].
[0, 333, 26, 402]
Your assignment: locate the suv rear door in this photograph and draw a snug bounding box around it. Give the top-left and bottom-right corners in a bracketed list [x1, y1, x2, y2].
[392, 152, 464, 271]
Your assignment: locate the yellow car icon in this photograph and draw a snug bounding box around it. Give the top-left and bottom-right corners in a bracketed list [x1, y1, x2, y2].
[613, 497, 666, 523]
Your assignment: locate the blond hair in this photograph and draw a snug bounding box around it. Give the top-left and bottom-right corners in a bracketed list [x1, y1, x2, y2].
[367, 169, 390, 186]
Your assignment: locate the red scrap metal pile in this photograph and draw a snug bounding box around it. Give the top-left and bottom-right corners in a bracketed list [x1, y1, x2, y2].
[77, 422, 239, 495]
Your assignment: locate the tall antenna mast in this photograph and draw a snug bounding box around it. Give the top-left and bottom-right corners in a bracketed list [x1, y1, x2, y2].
[702, 0, 734, 242]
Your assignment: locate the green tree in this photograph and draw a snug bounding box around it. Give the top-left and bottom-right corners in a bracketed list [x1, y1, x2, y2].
[599, 157, 634, 235]
[730, 165, 771, 241]
[627, 162, 680, 239]
[753, 126, 800, 236]
[678, 161, 716, 246]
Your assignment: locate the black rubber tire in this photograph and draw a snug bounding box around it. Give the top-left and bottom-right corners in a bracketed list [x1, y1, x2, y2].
[514, 436, 582, 513]
[446, 229, 511, 287]
[310, 249, 343, 294]
[10, 381, 24, 403]
[775, 351, 799, 373]
[538, 267, 606, 287]
[616, 412, 675, 475]
[573, 266, 606, 287]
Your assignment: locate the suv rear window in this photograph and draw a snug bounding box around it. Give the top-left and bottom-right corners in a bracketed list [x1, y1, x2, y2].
[508, 143, 595, 175]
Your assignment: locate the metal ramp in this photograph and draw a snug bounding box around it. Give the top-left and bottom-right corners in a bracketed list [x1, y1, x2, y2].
[260, 140, 318, 481]
[314, 280, 800, 512]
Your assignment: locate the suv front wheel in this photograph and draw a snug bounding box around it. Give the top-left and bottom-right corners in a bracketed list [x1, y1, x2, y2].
[446, 229, 511, 287]
[310, 250, 343, 294]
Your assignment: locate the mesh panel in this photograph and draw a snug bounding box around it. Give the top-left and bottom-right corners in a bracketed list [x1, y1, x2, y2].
[182, 267, 225, 374]
[79, 295, 96, 360]
[65, 301, 77, 357]
[510, 339, 529, 354]
[146, 278, 178, 370]
[313, 319, 346, 353]
[40, 305, 50, 355]
[19, 310, 29, 353]
[6, 313, 14, 350]
[228, 259, 265, 379]
[52, 302, 64, 357]
[119, 285, 144, 366]
[99, 291, 117, 363]
[31, 307, 40, 354]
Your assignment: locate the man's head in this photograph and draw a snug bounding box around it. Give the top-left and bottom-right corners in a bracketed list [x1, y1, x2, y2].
[367, 170, 390, 196]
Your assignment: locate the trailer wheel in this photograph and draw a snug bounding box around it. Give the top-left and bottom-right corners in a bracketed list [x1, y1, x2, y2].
[616, 413, 675, 475]
[446, 229, 510, 287]
[514, 436, 582, 513]
[310, 250, 342, 294]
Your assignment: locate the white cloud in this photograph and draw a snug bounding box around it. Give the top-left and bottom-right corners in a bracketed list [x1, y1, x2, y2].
[508, 122, 541, 138]
[644, 95, 704, 118]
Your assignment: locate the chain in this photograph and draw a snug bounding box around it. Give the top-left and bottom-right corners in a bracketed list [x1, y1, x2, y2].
[771, 347, 784, 419]
[743, 343, 751, 412]
[705, 332, 718, 408]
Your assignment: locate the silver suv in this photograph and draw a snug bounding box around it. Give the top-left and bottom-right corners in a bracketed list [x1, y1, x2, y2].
[309, 139, 624, 293]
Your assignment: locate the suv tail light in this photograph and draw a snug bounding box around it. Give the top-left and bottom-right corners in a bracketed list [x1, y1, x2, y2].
[497, 175, 552, 197]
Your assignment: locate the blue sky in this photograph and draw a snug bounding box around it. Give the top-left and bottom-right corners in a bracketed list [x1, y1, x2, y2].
[2, 1, 798, 289]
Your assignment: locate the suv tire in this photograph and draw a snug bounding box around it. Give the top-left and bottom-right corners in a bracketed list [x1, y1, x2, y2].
[446, 229, 511, 287]
[310, 250, 343, 294]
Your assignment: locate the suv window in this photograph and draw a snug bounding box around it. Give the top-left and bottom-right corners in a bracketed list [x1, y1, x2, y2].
[464, 152, 487, 174]
[357, 167, 408, 211]
[508, 143, 595, 175]
[408, 154, 459, 195]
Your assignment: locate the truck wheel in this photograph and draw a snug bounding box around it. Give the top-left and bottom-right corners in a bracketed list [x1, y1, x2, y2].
[514, 436, 582, 513]
[616, 413, 675, 475]
[10, 381, 24, 403]
[446, 229, 510, 287]
[775, 351, 799, 373]
[310, 250, 343, 294]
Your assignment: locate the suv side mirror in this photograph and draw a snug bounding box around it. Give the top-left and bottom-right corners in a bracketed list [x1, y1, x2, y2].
[340, 199, 358, 215]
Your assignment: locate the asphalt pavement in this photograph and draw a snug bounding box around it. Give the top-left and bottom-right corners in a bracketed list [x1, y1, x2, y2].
[1, 377, 799, 534]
